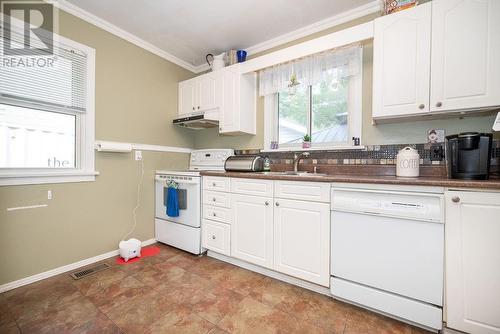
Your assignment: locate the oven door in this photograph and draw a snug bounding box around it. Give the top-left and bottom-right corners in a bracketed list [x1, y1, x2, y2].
[155, 175, 200, 228]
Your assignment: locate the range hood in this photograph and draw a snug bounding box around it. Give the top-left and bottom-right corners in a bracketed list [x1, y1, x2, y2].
[172, 111, 219, 130]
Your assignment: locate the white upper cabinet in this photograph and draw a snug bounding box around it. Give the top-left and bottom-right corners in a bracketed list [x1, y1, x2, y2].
[373, 0, 500, 120]
[445, 190, 500, 334]
[178, 78, 197, 115]
[373, 3, 431, 119]
[177, 65, 257, 135]
[197, 73, 219, 112]
[178, 73, 221, 115]
[431, 0, 500, 112]
[218, 67, 257, 135]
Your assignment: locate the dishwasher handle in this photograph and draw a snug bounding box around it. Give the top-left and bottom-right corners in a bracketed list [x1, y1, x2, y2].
[331, 187, 444, 223]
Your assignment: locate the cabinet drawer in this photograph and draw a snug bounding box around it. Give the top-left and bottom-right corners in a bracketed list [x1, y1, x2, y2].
[202, 219, 230, 256]
[275, 181, 330, 203]
[203, 176, 230, 192]
[203, 190, 231, 208]
[231, 178, 273, 197]
[203, 205, 231, 224]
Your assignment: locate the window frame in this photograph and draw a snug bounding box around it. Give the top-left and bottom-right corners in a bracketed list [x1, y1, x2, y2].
[263, 62, 363, 151]
[0, 34, 96, 186]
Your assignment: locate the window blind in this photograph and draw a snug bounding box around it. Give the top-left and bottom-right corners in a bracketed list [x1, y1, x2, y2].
[0, 22, 88, 113]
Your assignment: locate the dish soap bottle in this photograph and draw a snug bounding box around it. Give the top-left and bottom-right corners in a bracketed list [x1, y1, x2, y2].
[263, 156, 271, 172]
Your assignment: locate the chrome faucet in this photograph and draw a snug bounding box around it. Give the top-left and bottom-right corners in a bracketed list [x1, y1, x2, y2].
[293, 152, 310, 172]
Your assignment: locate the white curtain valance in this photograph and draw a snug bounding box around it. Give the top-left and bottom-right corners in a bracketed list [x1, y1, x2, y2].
[258, 44, 362, 96]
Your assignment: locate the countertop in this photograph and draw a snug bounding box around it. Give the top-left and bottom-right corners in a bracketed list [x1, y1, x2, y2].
[200, 170, 500, 190]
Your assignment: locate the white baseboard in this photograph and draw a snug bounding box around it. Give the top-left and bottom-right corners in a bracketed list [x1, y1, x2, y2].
[0, 238, 157, 293]
[207, 250, 331, 296]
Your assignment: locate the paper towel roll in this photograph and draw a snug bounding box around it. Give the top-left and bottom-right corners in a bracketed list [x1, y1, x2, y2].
[96, 141, 132, 153]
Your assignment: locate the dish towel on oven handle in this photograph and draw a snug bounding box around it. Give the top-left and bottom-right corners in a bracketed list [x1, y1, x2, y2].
[166, 180, 179, 217]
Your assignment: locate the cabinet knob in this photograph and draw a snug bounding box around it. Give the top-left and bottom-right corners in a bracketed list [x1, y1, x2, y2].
[436, 102, 443, 108]
[212, 235, 216, 240]
[192, 107, 195, 110]
[418, 104, 425, 110]
[275, 202, 280, 207]
[265, 201, 269, 206]
[212, 182, 216, 186]
[452, 196, 460, 203]
[219, 127, 222, 131]
[212, 213, 217, 217]
[212, 197, 216, 202]
[197, 106, 200, 109]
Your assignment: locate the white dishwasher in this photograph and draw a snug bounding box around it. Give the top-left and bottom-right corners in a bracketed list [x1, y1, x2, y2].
[330, 186, 444, 331]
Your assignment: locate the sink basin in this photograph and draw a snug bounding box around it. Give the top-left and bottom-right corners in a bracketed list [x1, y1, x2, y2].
[258, 171, 327, 177]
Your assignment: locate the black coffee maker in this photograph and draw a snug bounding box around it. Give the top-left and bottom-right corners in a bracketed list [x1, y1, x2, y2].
[446, 132, 492, 180]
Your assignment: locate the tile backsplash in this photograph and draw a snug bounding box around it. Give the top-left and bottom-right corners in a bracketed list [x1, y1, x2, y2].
[235, 140, 500, 167]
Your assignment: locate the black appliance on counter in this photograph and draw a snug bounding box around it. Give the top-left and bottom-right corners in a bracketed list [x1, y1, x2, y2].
[446, 132, 492, 180]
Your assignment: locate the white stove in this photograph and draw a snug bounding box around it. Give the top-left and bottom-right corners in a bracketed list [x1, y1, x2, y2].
[155, 149, 233, 254]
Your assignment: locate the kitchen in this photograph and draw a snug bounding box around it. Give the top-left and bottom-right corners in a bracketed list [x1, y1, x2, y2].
[0, 0, 499, 333]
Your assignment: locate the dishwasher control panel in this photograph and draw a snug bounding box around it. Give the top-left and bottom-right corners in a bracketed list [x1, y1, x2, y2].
[331, 188, 444, 222]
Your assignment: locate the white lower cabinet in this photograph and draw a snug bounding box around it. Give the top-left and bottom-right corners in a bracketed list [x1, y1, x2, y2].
[274, 199, 330, 286]
[445, 190, 500, 334]
[202, 219, 230, 256]
[231, 193, 274, 269]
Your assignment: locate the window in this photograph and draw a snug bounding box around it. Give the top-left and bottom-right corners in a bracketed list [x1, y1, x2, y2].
[0, 18, 96, 185]
[262, 44, 362, 150]
[278, 76, 349, 145]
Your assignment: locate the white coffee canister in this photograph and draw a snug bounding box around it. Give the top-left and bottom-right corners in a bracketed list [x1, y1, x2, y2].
[396, 147, 420, 177]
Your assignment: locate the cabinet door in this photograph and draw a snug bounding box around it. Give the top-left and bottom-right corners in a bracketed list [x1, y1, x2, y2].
[372, 3, 431, 119]
[231, 194, 273, 268]
[197, 74, 218, 112]
[178, 79, 196, 115]
[219, 68, 239, 133]
[445, 191, 500, 334]
[274, 199, 330, 286]
[431, 0, 500, 112]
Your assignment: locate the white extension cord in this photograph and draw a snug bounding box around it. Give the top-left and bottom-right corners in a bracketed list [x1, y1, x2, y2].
[122, 156, 144, 241]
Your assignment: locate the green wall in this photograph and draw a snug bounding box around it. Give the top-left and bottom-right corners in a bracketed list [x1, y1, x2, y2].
[0, 9, 194, 285]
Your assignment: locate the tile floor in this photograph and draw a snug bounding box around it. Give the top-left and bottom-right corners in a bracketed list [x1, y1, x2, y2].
[0, 243, 431, 334]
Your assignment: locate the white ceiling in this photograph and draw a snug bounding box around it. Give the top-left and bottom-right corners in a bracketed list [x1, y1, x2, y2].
[64, 0, 376, 70]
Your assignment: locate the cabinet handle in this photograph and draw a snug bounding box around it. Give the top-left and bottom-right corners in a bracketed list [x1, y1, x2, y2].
[418, 104, 425, 110]
[275, 202, 280, 207]
[265, 201, 269, 206]
[436, 102, 443, 108]
[452, 196, 460, 203]
[212, 235, 216, 240]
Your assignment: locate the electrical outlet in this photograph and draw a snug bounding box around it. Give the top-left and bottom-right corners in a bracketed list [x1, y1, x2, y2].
[135, 150, 142, 161]
[430, 144, 444, 161]
[47, 190, 52, 200]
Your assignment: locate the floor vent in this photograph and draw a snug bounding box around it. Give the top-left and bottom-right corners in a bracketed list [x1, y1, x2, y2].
[70, 263, 111, 280]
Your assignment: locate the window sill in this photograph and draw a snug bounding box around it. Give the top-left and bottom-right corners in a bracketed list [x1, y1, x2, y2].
[0, 171, 99, 186]
[261, 145, 365, 153]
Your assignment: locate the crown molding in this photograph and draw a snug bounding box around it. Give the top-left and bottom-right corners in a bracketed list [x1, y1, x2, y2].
[51, 0, 379, 74]
[245, 0, 380, 56]
[52, 0, 200, 72]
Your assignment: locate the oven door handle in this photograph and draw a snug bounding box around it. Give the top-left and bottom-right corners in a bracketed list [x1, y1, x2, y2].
[155, 176, 200, 184]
